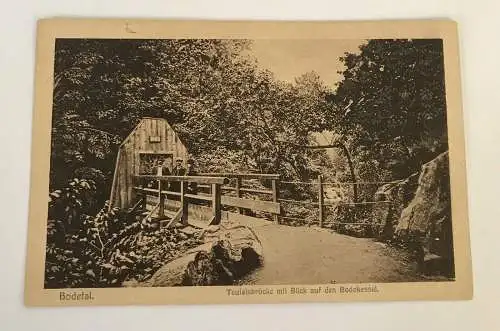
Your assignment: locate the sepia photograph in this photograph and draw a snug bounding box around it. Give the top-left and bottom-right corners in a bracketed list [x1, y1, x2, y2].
[25, 19, 472, 305]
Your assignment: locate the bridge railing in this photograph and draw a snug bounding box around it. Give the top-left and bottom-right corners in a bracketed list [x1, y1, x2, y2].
[278, 175, 396, 232]
[132, 173, 282, 226]
[133, 175, 229, 226]
[132, 173, 395, 232]
[198, 173, 281, 223]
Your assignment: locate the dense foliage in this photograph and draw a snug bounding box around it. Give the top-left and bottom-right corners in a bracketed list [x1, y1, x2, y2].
[45, 38, 450, 284]
[329, 39, 448, 200]
[50, 39, 332, 193]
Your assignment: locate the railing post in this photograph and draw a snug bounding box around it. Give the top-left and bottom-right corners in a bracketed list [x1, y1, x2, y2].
[212, 183, 222, 225]
[318, 175, 324, 228]
[236, 177, 243, 214]
[141, 188, 147, 212]
[158, 179, 165, 218]
[181, 180, 188, 225]
[272, 178, 280, 224]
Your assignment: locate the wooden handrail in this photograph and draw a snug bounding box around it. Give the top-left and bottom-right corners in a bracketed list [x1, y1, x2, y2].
[133, 173, 282, 226]
[134, 175, 229, 185]
[221, 196, 280, 214]
[221, 186, 274, 195]
[199, 172, 280, 180]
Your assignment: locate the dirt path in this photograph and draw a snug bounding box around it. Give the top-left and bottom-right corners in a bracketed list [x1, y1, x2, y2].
[223, 217, 423, 285]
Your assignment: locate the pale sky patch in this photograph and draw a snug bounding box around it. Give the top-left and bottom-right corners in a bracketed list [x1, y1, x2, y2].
[246, 39, 365, 159]
[248, 39, 365, 89]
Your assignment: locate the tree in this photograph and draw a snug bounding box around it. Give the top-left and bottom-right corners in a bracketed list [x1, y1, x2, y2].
[50, 39, 335, 201]
[50, 39, 254, 191]
[328, 39, 448, 186]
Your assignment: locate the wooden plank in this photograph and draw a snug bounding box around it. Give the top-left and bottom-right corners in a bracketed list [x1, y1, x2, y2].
[160, 119, 167, 151]
[206, 216, 217, 227]
[126, 143, 134, 205]
[133, 187, 159, 194]
[162, 190, 182, 197]
[240, 187, 274, 195]
[199, 173, 280, 180]
[165, 208, 183, 228]
[272, 178, 280, 223]
[133, 125, 139, 178]
[220, 186, 273, 195]
[184, 193, 213, 201]
[143, 119, 152, 152]
[181, 181, 188, 225]
[128, 198, 144, 214]
[172, 125, 178, 156]
[158, 179, 165, 218]
[153, 119, 159, 153]
[119, 152, 127, 209]
[149, 119, 155, 152]
[221, 196, 281, 214]
[119, 119, 141, 148]
[225, 211, 273, 227]
[212, 184, 222, 225]
[135, 175, 229, 185]
[236, 177, 242, 214]
[146, 117, 153, 136]
[132, 138, 138, 183]
[141, 190, 147, 211]
[144, 202, 160, 222]
[136, 187, 184, 199]
[109, 150, 121, 210]
[138, 120, 146, 152]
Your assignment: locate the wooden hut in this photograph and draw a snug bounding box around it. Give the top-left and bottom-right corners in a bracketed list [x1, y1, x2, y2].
[109, 117, 189, 210]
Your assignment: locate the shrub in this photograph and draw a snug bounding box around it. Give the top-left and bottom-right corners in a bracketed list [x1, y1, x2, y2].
[45, 179, 203, 288]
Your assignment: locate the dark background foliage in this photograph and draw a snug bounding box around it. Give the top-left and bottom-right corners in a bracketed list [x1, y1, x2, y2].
[45, 38, 448, 287]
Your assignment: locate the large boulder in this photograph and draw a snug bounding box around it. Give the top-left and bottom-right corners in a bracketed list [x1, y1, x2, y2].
[372, 151, 454, 278]
[137, 225, 263, 287]
[394, 151, 454, 277]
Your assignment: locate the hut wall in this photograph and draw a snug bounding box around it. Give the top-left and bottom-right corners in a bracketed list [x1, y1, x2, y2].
[109, 118, 189, 210]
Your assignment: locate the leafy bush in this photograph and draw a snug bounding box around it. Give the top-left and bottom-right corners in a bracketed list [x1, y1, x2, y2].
[280, 202, 318, 227]
[45, 179, 203, 288]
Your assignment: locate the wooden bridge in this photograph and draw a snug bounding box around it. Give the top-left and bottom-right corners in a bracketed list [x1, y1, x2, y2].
[124, 171, 393, 236]
[128, 173, 282, 231]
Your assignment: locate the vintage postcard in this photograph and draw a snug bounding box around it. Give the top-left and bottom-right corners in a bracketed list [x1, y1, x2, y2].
[25, 19, 472, 306]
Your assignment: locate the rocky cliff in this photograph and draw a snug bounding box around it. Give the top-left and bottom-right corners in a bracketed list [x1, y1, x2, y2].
[374, 151, 454, 278]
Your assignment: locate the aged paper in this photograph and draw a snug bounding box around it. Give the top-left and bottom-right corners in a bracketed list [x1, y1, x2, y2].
[25, 18, 472, 306]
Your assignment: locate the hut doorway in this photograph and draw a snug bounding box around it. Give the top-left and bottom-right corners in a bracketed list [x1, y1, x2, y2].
[139, 152, 174, 176]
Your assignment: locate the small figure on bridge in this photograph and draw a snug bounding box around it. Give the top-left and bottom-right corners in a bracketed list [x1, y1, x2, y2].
[158, 157, 172, 176]
[169, 157, 186, 193]
[186, 159, 198, 195]
[151, 158, 172, 189]
[172, 157, 186, 176]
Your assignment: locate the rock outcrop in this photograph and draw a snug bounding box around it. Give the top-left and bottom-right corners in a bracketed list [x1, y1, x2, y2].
[139, 225, 263, 287]
[374, 151, 454, 278]
[373, 172, 419, 240]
